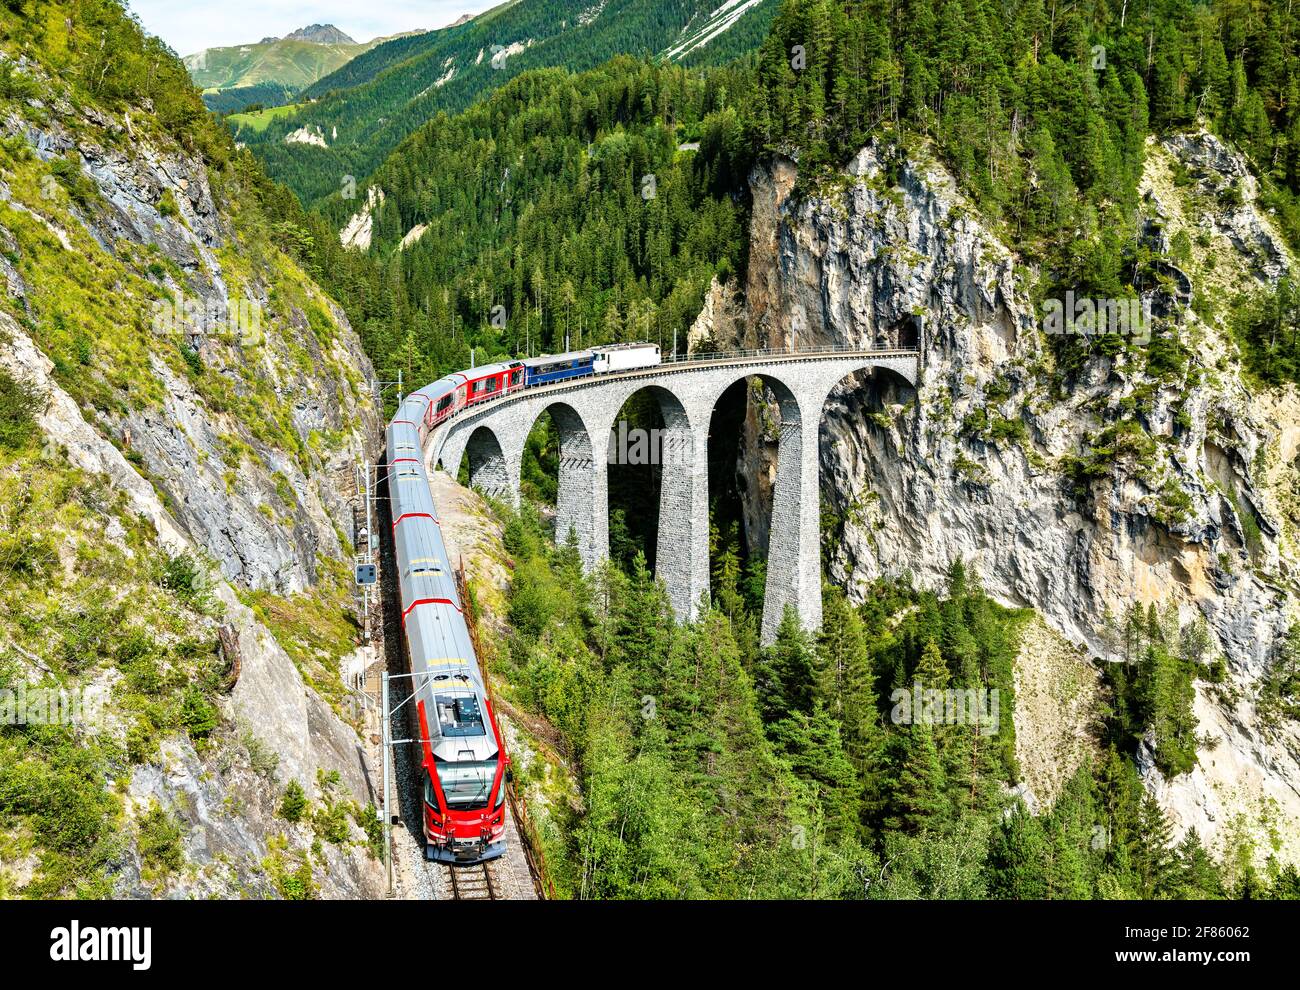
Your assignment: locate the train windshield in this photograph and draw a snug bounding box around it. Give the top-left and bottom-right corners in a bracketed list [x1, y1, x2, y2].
[438, 759, 499, 809]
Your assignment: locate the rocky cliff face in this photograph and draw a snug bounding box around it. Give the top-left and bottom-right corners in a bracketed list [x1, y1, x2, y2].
[3, 94, 379, 593]
[0, 53, 383, 897]
[703, 135, 1300, 864]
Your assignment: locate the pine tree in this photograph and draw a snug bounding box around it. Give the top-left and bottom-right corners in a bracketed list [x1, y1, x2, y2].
[884, 720, 949, 832]
[986, 802, 1049, 898]
[770, 702, 861, 840]
[756, 605, 818, 721]
[1132, 794, 1178, 898]
[1268, 862, 1300, 900]
[1175, 828, 1225, 899]
[611, 551, 674, 699]
[915, 636, 950, 689]
[816, 585, 887, 810]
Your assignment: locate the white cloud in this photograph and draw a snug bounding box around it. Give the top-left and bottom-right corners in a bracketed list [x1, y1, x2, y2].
[128, 0, 496, 58]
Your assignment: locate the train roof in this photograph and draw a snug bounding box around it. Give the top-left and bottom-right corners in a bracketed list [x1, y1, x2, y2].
[423, 376, 460, 398]
[521, 349, 594, 368]
[462, 361, 522, 379]
[592, 341, 660, 352]
[396, 376, 458, 418]
[405, 603, 496, 763]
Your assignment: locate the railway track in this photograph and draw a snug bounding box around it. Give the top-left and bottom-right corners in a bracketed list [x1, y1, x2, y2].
[445, 861, 498, 901]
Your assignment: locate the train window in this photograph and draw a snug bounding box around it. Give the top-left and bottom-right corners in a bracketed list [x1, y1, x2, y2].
[424, 774, 438, 808]
[437, 395, 452, 411]
[436, 759, 499, 809]
[484, 377, 498, 393]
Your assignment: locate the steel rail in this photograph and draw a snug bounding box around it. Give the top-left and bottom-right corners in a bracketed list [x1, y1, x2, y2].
[446, 861, 496, 900]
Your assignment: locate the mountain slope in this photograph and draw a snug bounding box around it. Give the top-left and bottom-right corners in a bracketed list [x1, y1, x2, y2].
[236, 0, 779, 204]
[731, 130, 1300, 870]
[199, 81, 297, 115]
[0, 1, 384, 898]
[305, 56, 752, 397]
[184, 35, 378, 93]
[718, 0, 1300, 875]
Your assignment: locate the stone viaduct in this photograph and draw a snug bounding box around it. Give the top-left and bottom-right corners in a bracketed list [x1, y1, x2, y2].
[426, 349, 919, 644]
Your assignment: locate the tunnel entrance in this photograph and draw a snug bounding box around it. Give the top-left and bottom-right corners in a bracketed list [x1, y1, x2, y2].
[888, 314, 922, 350]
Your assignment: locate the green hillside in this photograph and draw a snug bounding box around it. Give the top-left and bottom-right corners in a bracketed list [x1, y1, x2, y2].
[236, 0, 780, 205]
[200, 81, 295, 114]
[225, 102, 304, 132]
[183, 37, 379, 92]
[307, 57, 751, 391]
[0, 0, 379, 897]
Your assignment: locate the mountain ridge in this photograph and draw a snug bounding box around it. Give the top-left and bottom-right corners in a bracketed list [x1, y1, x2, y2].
[282, 24, 356, 44]
[182, 21, 429, 97]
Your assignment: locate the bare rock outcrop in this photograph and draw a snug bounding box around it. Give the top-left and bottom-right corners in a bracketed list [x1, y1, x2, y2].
[696, 134, 1300, 863]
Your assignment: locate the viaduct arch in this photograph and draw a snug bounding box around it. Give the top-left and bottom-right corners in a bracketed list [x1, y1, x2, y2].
[430, 350, 918, 643]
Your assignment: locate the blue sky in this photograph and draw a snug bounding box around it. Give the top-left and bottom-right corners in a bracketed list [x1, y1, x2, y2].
[128, 1, 499, 57]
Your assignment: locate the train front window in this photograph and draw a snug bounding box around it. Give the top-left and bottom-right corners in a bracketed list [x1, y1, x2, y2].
[438, 759, 498, 809]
